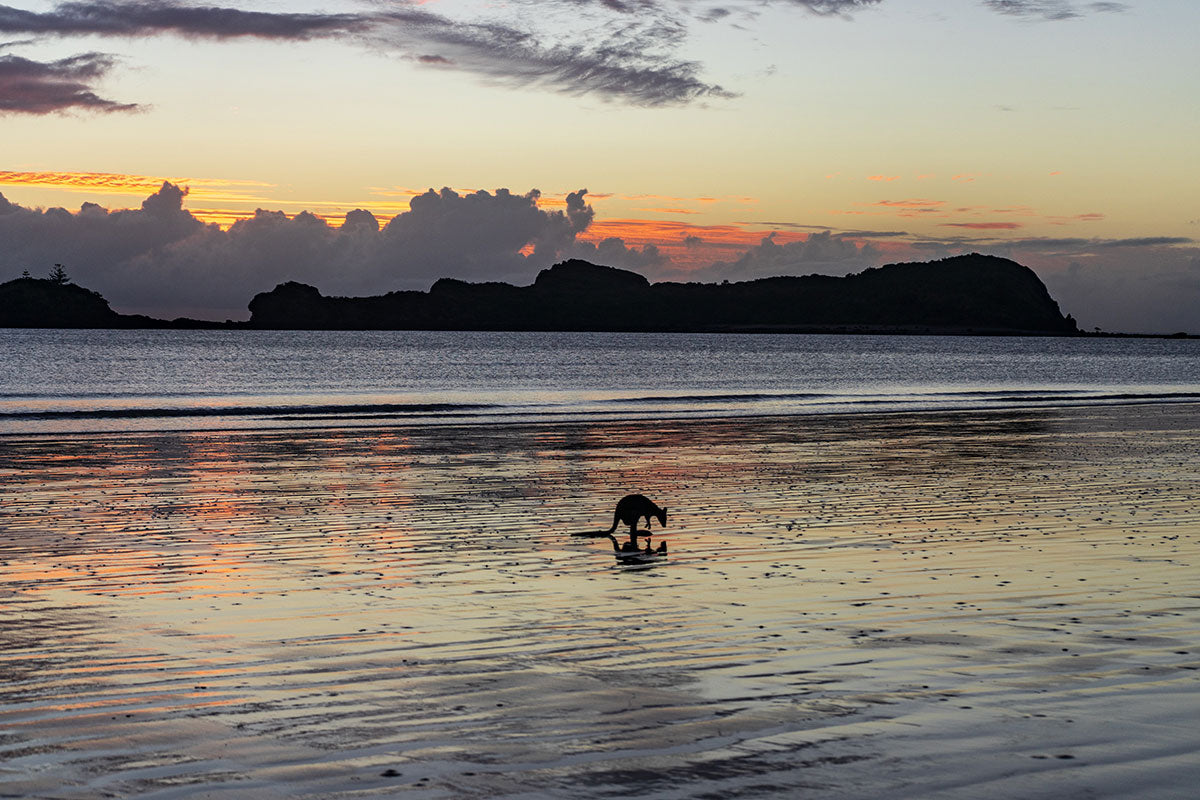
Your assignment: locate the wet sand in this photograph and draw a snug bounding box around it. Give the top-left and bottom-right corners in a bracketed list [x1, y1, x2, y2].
[1, 404, 1198, 799]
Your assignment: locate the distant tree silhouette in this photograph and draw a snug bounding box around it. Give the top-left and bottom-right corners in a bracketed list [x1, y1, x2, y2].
[49, 264, 69, 284]
[21, 269, 30, 278]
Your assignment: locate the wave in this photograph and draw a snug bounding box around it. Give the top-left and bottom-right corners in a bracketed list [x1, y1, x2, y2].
[3, 389, 1200, 426]
[602, 391, 832, 405]
[606, 388, 1200, 408]
[0, 401, 500, 421]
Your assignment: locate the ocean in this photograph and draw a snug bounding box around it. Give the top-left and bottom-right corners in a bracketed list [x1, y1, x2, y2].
[1, 329, 1197, 434]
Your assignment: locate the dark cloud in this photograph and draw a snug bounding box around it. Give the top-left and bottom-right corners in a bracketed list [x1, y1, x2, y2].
[697, 7, 732, 23]
[981, 1, 1128, 20]
[745, 220, 840, 230]
[0, 51, 136, 113]
[559, 0, 659, 13]
[0, 182, 204, 298]
[1094, 236, 1193, 249]
[1039, 247, 1200, 333]
[944, 235, 1196, 256]
[372, 8, 732, 106]
[0, 0, 893, 109]
[567, 237, 667, 271]
[0, 1, 364, 115]
[740, 222, 909, 237]
[0, 0, 737, 108]
[834, 229, 910, 239]
[0, 184, 602, 319]
[0, 1, 365, 39]
[681, 231, 881, 282]
[788, 1, 884, 16]
[341, 208, 379, 234]
[378, 186, 596, 279]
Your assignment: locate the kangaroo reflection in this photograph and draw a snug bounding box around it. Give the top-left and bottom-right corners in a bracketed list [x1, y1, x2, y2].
[604, 530, 668, 566]
[608, 532, 667, 557]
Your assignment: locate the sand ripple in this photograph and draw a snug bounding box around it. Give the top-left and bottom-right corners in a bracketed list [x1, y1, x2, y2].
[2, 406, 1199, 798]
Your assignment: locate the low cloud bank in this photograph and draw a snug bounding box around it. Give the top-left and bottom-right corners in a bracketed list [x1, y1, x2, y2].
[0, 182, 651, 319]
[2, 182, 1196, 333]
[672, 231, 882, 283]
[1037, 249, 1200, 334]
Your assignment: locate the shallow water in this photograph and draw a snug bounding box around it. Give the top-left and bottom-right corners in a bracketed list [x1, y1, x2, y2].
[1, 330, 1198, 433]
[2, 405, 1198, 798]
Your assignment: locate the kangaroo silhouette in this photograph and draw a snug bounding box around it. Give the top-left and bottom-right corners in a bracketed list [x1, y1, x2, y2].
[605, 494, 667, 539]
[608, 534, 668, 557]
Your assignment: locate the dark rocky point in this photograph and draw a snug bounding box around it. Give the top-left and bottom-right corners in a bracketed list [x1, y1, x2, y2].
[245, 254, 1079, 334]
[2, 254, 1081, 334]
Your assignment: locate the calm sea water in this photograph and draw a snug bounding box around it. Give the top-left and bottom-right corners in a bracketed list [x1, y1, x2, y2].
[1, 329, 1198, 434]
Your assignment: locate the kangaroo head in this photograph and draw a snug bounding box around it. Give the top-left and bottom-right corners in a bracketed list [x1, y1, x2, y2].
[657, 507, 668, 528]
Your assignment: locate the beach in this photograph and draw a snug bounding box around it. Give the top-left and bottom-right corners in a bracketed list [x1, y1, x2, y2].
[2, 403, 1198, 799]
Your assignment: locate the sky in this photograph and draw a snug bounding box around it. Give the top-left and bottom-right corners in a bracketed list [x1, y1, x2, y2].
[0, 0, 1197, 331]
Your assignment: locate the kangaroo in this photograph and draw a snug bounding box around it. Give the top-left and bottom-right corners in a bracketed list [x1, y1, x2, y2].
[605, 494, 667, 539]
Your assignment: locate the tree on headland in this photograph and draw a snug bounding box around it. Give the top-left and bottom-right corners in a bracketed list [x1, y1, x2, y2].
[21, 269, 30, 278]
[49, 264, 69, 284]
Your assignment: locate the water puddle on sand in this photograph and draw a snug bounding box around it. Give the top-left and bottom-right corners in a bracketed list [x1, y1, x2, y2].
[2, 406, 1199, 798]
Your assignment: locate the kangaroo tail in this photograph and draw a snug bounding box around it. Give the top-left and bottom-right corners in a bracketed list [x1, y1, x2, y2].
[569, 511, 622, 538]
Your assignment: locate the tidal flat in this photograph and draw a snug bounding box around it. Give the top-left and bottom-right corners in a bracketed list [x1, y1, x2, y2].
[1, 404, 1198, 798]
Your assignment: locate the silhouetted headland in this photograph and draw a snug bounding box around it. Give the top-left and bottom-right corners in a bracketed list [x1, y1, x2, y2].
[2, 254, 1097, 334]
[247, 254, 1080, 334]
[0, 276, 229, 329]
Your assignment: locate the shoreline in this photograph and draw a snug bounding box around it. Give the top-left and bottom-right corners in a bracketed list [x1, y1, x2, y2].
[2, 402, 1198, 798]
[4, 394, 1200, 440]
[3, 322, 1194, 337]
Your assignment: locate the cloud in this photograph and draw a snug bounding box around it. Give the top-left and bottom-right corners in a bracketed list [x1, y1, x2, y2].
[0, 169, 270, 193]
[379, 186, 596, 277]
[981, 1, 1128, 21]
[0, 51, 136, 113]
[1093, 236, 1193, 249]
[5, 182, 1196, 333]
[872, 199, 946, 208]
[0, 1, 365, 40]
[940, 222, 1023, 230]
[566, 237, 667, 271]
[989, 235, 1194, 255]
[560, 0, 883, 17]
[371, 7, 734, 106]
[0, 0, 362, 114]
[0, 1, 734, 107]
[787, 1, 884, 16]
[681, 230, 881, 282]
[0, 0, 896, 109]
[0, 183, 602, 319]
[836, 229, 910, 238]
[1039, 247, 1200, 333]
[0, 181, 205, 293]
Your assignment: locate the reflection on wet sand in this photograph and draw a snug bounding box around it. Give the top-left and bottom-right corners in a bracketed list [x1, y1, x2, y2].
[1, 405, 1199, 798]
